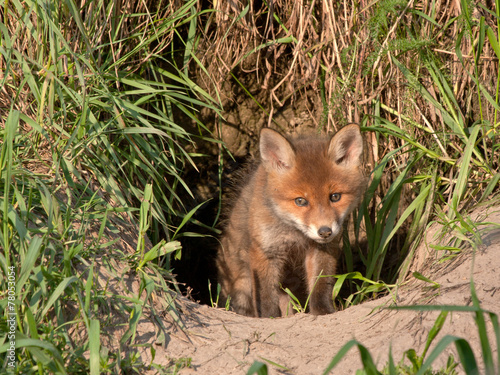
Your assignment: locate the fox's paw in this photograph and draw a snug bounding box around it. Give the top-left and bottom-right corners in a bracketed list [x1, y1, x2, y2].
[309, 300, 335, 315]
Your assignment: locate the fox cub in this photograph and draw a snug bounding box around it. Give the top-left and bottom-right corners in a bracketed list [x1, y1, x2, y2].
[217, 124, 366, 318]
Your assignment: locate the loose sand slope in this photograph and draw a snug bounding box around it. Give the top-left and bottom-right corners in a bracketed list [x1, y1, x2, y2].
[110, 207, 500, 374]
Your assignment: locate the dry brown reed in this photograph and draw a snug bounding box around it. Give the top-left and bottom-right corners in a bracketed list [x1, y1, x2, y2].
[198, 0, 499, 143]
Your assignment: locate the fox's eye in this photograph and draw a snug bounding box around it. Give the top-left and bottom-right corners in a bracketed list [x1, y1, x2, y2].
[330, 193, 341, 202]
[295, 197, 308, 207]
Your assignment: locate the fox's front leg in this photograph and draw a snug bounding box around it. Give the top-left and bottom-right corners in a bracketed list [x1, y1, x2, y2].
[249, 246, 282, 317]
[305, 246, 338, 315]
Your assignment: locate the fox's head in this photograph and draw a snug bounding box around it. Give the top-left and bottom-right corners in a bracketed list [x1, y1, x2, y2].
[259, 125, 366, 244]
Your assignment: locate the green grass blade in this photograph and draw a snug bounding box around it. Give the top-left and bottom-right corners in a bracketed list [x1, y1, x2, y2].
[323, 340, 360, 374]
[172, 200, 209, 240]
[479, 173, 500, 203]
[1, 109, 19, 267]
[120, 304, 143, 345]
[323, 339, 381, 375]
[16, 235, 42, 294]
[413, 272, 440, 289]
[387, 347, 397, 375]
[25, 306, 39, 340]
[454, 338, 480, 375]
[391, 56, 463, 137]
[486, 26, 500, 60]
[138, 240, 182, 269]
[40, 276, 78, 317]
[470, 279, 495, 374]
[489, 312, 500, 375]
[358, 343, 382, 375]
[84, 263, 94, 314]
[9, 337, 68, 374]
[416, 335, 478, 375]
[378, 184, 431, 265]
[89, 319, 100, 375]
[247, 361, 268, 375]
[422, 311, 448, 359]
[449, 125, 480, 220]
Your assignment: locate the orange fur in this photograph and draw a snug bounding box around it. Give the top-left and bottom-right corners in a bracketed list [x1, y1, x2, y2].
[216, 125, 366, 317]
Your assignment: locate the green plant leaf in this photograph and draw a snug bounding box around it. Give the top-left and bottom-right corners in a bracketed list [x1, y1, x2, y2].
[247, 361, 268, 375]
[40, 277, 78, 317]
[89, 319, 100, 375]
[17, 235, 43, 294]
[422, 311, 448, 359]
[413, 272, 440, 289]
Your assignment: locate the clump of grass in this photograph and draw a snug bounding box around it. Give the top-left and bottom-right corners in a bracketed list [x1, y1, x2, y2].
[247, 279, 499, 375]
[0, 0, 220, 373]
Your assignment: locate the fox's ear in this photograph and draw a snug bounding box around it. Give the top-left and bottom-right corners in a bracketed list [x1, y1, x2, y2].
[328, 124, 363, 167]
[260, 128, 296, 172]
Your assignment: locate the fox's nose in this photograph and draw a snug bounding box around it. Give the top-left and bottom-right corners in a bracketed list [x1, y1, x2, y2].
[318, 226, 333, 238]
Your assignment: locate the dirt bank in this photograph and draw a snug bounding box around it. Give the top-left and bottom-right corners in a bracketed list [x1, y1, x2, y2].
[117, 206, 500, 374]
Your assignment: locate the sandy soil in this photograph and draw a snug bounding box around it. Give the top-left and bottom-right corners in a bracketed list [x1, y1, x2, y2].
[101, 206, 500, 374]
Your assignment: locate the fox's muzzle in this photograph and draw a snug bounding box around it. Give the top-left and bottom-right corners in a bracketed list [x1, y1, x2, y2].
[318, 226, 333, 239]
